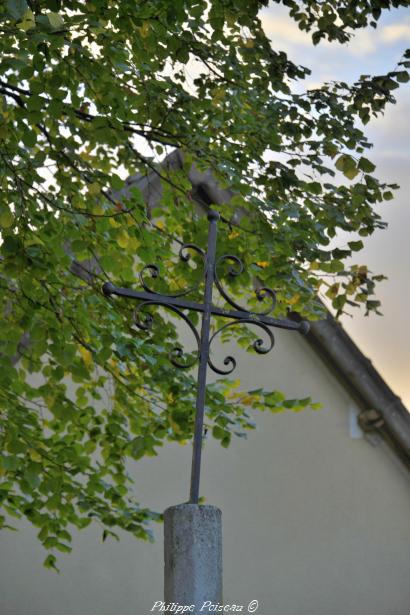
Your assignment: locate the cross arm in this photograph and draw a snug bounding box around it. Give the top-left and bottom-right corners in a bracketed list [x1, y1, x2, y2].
[102, 282, 309, 334]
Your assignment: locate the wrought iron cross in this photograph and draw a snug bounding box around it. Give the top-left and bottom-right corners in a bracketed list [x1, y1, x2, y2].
[102, 210, 309, 503]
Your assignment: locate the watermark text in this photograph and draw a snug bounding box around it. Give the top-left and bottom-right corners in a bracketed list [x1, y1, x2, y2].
[150, 600, 259, 613]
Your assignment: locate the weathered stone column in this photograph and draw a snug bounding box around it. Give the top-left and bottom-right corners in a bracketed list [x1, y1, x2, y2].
[164, 504, 222, 612]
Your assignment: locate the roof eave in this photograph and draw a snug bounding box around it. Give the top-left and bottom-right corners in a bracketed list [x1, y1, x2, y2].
[301, 313, 410, 469]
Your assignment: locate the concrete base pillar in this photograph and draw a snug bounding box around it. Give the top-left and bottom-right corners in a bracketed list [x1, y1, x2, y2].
[164, 504, 222, 612]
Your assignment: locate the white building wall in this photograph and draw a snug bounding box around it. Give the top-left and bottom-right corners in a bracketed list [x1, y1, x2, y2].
[1, 329, 410, 615]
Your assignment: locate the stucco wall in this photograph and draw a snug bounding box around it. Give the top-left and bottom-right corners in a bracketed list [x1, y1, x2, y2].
[1, 329, 410, 615]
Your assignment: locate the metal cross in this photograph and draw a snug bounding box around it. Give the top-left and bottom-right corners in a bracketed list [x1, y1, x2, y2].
[102, 210, 309, 504]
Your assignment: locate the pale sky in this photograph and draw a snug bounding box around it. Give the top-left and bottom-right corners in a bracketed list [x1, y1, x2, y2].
[260, 5, 410, 408]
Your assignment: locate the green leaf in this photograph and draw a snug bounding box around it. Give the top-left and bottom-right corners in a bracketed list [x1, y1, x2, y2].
[264, 390, 285, 406]
[310, 402, 322, 411]
[212, 425, 226, 440]
[1, 455, 20, 471]
[332, 294, 346, 310]
[335, 154, 359, 180]
[47, 11, 64, 30]
[55, 542, 72, 553]
[24, 463, 42, 489]
[358, 157, 376, 173]
[306, 182, 322, 195]
[326, 283, 340, 299]
[110, 174, 124, 191]
[0, 206, 14, 228]
[329, 260, 344, 273]
[395, 71, 409, 83]
[22, 129, 37, 147]
[43, 554, 59, 572]
[6, 0, 28, 20]
[17, 8, 35, 31]
[348, 240, 364, 251]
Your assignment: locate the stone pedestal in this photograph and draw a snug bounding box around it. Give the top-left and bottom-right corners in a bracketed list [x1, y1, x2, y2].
[164, 504, 222, 612]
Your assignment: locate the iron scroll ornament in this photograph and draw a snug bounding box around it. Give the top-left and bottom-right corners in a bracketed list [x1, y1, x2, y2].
[102, 210, 309, 504]
[139, 243, 206, 299]
[102, 252, 308, 375]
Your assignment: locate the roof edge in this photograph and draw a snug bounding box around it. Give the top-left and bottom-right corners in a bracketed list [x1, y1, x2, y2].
[301, 313, 410, 467]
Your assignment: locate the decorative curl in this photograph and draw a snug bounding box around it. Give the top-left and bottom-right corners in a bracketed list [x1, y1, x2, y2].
[207, 319, 275, 375]
[133, 306, 154, 332]
[178, 242, 206, 263]
[214, 255, 276, 315]
[139, 243, 205, 298]
[133, 301, 200, 369]
[139, 264, 161, 294]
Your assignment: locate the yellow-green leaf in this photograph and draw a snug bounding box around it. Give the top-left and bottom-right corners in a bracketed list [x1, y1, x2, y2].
[117, 229, 130, 249]
[47, 11, 64, 29]
[28, 448, 43, 463]
[358, 157, 376, 173]
[79, 346, 93, 367]
[17, 8, 35, 31]
[88, 182, 101, 196]
[335, 154, 359, 180]
[0, 206, 14, 228]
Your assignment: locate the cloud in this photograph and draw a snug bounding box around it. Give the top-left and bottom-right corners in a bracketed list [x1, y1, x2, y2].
[261, 8, 410, 58]
[345, 30, 376, 56]
[380, 21, 410, 44]
[260, 12, 312, 52]
[368, 89, 410, 152]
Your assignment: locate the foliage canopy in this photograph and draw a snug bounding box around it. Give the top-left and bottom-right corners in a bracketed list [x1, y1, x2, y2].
[0, 0, 409, 567]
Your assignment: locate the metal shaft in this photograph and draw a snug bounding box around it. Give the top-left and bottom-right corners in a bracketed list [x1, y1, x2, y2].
[189, 210, 220, 503]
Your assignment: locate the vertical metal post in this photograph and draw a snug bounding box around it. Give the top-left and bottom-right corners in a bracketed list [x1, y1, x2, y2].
[102, 205, 308, 503]
[189, 210, 220, 503]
